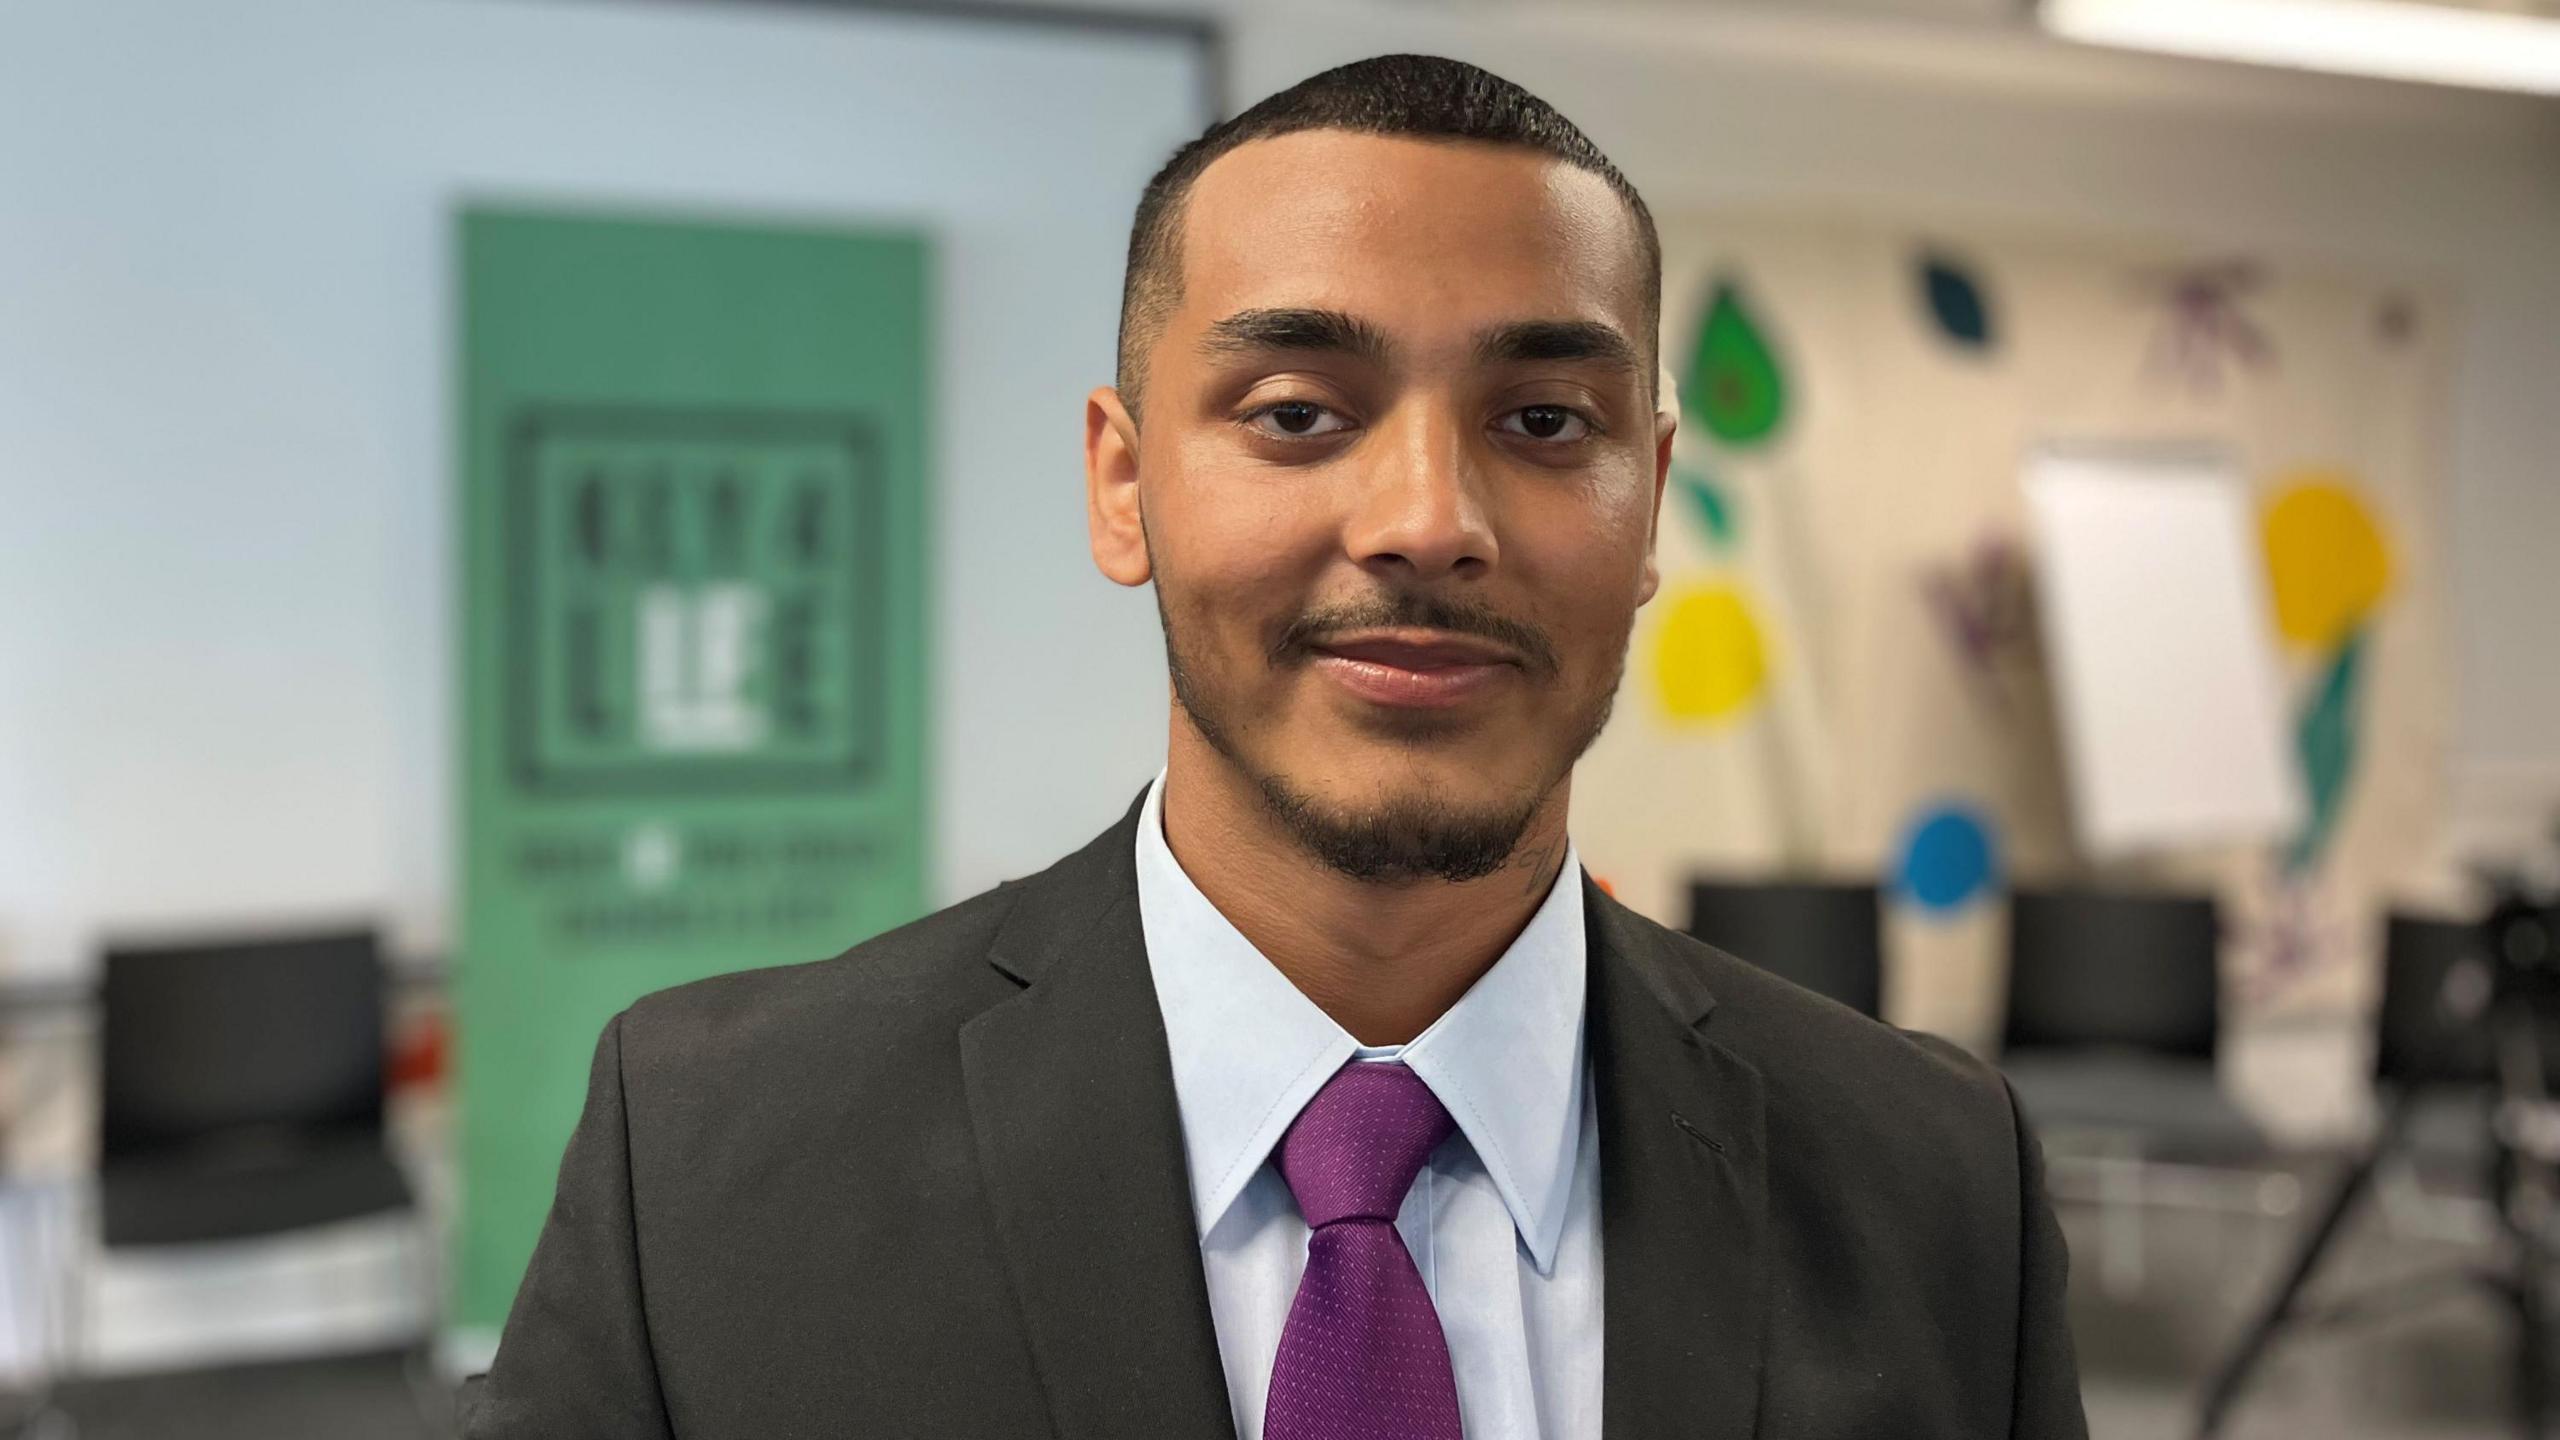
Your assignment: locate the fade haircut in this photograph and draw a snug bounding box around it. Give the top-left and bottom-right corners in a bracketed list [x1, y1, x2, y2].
[1114, 53, 1662, 421]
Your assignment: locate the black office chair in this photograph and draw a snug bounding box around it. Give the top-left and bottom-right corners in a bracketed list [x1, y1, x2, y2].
[1686, 878, 1883, 1017]
[1999, 886, 2264, 1162]
[64, 928, 423, 1369]
[97, 929, 410, 1246]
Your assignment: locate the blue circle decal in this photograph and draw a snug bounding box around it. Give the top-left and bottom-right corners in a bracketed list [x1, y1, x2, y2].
[1898, 804, 1997, 912]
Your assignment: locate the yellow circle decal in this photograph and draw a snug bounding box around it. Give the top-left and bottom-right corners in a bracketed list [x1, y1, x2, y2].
[2261, 473, 2391, 652]
[1652, 580, 1770, 721]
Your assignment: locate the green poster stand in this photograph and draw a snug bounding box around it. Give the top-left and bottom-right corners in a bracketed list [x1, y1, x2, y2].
[454, 208, 930, 1334]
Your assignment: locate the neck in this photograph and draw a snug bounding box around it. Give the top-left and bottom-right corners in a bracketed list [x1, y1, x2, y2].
[1158, 724, 1573, 1047]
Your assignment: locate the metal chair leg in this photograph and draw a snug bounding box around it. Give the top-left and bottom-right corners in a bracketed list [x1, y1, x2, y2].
[2195, 1121, 2392, 1438]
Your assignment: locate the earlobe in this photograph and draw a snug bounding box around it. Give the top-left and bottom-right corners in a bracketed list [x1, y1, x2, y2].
[1085, 387, 1152, 587]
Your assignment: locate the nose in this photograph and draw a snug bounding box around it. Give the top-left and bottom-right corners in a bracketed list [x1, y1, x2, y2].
[1341, 396, 1498, 583]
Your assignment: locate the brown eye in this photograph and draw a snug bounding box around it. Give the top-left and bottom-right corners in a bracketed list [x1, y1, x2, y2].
[1499, 405, 1591, 442]
[1246, 400, 1353, 439]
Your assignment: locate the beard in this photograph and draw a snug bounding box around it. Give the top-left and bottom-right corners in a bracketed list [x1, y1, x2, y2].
[1149, 545, 1627, 886]
[1246, 770, 1545, 885]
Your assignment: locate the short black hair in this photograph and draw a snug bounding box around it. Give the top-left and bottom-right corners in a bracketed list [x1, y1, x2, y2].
[1115, 53, 1661, 420]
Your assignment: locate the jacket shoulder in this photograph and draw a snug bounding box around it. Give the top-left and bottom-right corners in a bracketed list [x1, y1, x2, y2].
[608, 792, 1148, 1106]
[614, 878, 1028, 1074]
[1609, 901, 2020, 1178]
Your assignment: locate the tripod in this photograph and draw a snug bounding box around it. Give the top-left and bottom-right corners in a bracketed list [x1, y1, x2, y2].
[2196, 891, 2560, 1439]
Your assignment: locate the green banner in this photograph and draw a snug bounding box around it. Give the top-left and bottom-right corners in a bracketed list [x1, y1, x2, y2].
[455, 208, 930, 1331]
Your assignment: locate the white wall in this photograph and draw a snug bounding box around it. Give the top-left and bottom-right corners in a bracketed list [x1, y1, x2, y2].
[0, 0, 1204, 981]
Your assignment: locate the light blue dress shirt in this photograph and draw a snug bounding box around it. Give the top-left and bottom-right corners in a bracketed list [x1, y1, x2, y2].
[1133, 772, 1604, 1440]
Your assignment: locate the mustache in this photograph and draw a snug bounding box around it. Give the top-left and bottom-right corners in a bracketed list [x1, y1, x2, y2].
[1270, 591, 1560, 679]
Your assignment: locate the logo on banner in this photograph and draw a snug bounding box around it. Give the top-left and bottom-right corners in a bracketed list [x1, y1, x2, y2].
[504, 406, 884, 796]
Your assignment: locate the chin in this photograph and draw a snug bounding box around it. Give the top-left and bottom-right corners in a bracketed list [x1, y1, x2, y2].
[1253, 761, 1543, 886]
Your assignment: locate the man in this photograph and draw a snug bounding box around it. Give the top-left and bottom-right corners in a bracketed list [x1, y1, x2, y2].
[464, 54, 2086, 1440]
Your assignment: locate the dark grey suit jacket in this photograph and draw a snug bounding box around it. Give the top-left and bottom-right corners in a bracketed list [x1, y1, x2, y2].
[462, 791, 2087, 1438]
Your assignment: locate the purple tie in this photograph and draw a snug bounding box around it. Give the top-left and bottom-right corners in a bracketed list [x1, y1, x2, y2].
[1264, 1061, 1465, 1440]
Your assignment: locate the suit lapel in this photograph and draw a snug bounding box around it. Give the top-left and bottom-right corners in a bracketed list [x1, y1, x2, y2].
[958, 796, 1238, 1440]
[1588, 877, 1770, 1440]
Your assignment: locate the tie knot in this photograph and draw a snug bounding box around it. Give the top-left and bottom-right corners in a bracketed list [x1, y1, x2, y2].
[1275, 1061, 1455, 1229]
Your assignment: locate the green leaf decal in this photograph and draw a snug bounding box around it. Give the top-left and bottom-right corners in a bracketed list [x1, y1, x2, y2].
[1681, 278, 1787, 447]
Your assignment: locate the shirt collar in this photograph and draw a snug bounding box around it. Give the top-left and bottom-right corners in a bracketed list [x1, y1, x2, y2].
[1134, 770, 1588, 1274]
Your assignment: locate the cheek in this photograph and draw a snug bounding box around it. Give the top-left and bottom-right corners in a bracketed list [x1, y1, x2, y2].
[1149, 473, 1333, 651]
[1584, 460, 1664, 547]
[1508, 471, 1657, 615]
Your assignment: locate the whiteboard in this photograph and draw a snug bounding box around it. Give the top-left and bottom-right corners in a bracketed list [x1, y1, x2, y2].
[2023, 444, 2305, 856]
[0, 0, 1209, 980]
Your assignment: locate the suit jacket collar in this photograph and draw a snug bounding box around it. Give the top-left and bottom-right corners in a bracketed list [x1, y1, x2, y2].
[1585, 873, 1771, 1440]
[961, 789, 1238, 1440]
[960, 790, 1769, 1440]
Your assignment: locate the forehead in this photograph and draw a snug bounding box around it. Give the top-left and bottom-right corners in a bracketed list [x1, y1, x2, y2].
[1173, 129, 1647, 342]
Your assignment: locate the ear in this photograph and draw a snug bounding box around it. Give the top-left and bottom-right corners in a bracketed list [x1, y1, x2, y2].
[1085, 386, 1150, 587]
[1638, 402, 1676, 607]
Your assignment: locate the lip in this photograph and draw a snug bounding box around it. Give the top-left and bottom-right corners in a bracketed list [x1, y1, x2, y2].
[1307, 628, 1521, 709]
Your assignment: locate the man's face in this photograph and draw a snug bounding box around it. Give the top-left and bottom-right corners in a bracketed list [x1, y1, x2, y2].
[1088, 130, 1671, 883]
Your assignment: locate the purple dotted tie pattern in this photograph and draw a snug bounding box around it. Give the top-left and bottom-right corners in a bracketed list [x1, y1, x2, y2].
[1263, 1061, 1465, 1440]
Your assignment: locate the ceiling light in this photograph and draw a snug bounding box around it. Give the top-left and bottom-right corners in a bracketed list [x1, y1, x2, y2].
[2045, 0, 2560, 95]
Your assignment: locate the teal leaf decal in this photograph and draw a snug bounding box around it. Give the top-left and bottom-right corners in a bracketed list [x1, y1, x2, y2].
[2286, 628, 2365, 873]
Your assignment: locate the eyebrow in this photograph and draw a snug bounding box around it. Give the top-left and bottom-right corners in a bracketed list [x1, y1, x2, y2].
[1196, 307, 1641, 381]
[1472, 318, 1641, 375]
[1197, 308, 1391, 363]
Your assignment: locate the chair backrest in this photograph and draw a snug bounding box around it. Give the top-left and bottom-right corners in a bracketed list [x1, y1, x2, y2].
[98, 928, 386, 1163]
[2372, 910, 2560, 1091]
[1687, 878, 1883, 1017]
[2003, 887, 2219, 1060]
[2374, 912, 2491, 1088]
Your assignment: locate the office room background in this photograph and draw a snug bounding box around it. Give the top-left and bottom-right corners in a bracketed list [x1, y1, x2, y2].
[3, 0, 2559, 1436]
